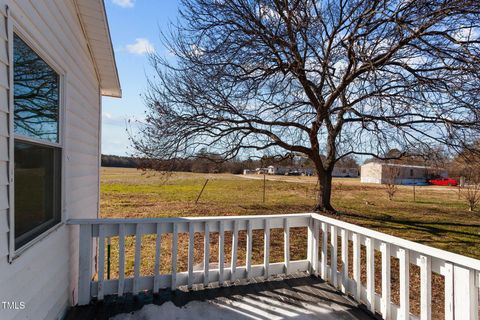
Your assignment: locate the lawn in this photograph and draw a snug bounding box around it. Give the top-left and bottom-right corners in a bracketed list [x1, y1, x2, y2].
[101, 167, 479, 260]
[99, 167, 479, 319]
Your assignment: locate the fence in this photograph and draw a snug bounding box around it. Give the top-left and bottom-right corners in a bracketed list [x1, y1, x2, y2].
[69, 213, 480, 319]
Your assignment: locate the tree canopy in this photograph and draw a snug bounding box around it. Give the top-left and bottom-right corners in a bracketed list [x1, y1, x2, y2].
[133, 0, 480, 211]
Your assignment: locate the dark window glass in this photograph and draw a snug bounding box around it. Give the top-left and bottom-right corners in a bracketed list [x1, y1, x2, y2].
[14, 141, 61, 249]
[13, 34, 59, 143]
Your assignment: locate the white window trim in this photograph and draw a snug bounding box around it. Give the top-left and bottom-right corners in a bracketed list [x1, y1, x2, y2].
[7, 7, 67, 262]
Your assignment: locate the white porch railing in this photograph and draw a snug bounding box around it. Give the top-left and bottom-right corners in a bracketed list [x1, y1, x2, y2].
[68, 213, 480, 320]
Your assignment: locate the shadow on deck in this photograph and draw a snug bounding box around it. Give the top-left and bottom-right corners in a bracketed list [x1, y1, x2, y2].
[66, 272, 376, 320]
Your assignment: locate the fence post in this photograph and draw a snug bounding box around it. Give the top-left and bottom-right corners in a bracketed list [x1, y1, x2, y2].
[195, 179, 209, 204]
[263, 174, 266, 203]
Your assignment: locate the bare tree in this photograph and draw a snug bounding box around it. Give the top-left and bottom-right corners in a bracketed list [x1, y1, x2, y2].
[383, 165, 400, 201]
[133, 0, 480, 212]
[455, 147, 480, 211]
[462, 182, 480, 212]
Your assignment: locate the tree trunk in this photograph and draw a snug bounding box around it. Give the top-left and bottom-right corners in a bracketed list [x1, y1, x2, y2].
[314, 168, 335, 212]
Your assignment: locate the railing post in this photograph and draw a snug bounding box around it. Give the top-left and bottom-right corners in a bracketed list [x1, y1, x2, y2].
[78, 224, 93, 305]
[453, 265, 478, 320]
[307, 217, 314, 273]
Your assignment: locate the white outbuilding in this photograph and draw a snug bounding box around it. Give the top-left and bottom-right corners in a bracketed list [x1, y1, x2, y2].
[360, 162, 447, 185]
[0, 1, 120, 319]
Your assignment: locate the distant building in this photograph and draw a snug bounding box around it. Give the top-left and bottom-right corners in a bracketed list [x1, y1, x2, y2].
[332, 167, 359, 178]
[360, 162, 448, 185]
[263, 165, 313, 176]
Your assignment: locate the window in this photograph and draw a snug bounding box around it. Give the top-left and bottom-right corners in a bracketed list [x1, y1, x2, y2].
[13, 34, 62, 250]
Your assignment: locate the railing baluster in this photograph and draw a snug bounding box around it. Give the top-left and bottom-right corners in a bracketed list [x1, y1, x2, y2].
[399, 248, 410, 320]
[118, 224, 126, 296]
[331, 225, 338, 288]
[312, 219, 319, 275]
[187, 222, 195, 289]
[307, 218, 313, 268]
[366, 237, 375, 313]
[444, 262, 454, 320]
[246, 220, 253, 278]
[97, 224, 106, 301]
[133, 224, 142, 295]
[381, 242, 391, 319]
[231, 220, 238, 281]
[453, 265, 478, 320]
[72, 214, 480, 312]
[153, 223, 162, 293]
[321, 222, 328, 281]
[204, 221, 210, 286]
[264, 219, 270, 279]
[341, 229, 349, 294]
[218, 221, 225, 285]
[420, 255, 432, 320]
[78, 225, 93, 305]
[171, 223, 178, 290]
[283, 218, 290, 274]
[353, 233, 361, 302]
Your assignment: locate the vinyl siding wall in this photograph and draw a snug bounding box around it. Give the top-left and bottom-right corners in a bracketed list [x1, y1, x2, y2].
[0, 1, 101, 319]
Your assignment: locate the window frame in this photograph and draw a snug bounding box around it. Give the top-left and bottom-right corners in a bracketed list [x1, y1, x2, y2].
[8, 16, 67, 261]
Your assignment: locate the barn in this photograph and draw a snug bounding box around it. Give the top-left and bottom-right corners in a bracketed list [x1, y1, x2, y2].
[360, 162, 448, 185]
[0, 1, 120, 319]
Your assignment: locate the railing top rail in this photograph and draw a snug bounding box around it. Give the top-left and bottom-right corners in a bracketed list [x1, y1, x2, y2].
[67, 213, 311, 225]
[67, 212, 480, 271]
[311, 213, 480, 271]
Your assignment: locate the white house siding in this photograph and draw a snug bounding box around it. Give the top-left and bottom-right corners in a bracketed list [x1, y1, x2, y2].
[0, 1, 101, 319]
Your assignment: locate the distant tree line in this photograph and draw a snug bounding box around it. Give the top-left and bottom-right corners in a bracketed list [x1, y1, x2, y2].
[102, 149, 361, 174]
[101, 154, 140, 168]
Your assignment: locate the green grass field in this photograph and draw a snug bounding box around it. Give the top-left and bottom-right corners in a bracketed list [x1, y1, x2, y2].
[101, 167, 479, 259]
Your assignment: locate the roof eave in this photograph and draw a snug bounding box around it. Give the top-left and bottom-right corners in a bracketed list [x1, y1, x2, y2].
[74, 0, 122, 98]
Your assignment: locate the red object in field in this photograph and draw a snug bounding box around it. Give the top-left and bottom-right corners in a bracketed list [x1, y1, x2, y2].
[428, 178, 458, 186]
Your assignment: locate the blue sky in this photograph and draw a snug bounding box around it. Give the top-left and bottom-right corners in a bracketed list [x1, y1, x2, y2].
[102, 0, 180, 156]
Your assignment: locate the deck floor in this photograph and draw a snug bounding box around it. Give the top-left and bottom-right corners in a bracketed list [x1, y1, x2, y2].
[66, 273, 376, 320]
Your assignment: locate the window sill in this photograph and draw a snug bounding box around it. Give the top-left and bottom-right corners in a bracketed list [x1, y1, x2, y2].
[9, 222, 65, 263]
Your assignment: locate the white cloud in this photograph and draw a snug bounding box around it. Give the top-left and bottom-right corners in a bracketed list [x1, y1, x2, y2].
[103, 111, 125, 126]
[126, 38, 155, 55]
[112, 0, 135, 8]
